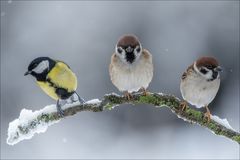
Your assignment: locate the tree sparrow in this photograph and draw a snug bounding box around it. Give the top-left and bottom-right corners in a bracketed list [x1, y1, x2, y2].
[180, 56, 222, 122]
[109, 34, 153, 99]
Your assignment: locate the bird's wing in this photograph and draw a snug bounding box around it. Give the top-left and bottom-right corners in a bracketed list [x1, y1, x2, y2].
[47, 61, 77, 92]
[142, 49, 152, 61]
[56, 60, 71, 69]
[182, 64, 194, 80]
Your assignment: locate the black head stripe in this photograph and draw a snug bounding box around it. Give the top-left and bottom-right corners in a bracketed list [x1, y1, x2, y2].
[35, 70, 49, 81]
[28, 57, 56, 71]
[29, 57, 56, 81]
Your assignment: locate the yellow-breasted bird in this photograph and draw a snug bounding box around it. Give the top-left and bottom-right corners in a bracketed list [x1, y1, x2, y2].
[24, 57, 85, 116]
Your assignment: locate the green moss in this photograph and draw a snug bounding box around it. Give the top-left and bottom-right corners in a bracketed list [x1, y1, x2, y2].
[107, 96, 123, 104]
[39, 113, 57, 122]
[18, 126, 29, 134]
[232, 136, 240, 143]
[104, 103, 114, 110]
[186, 109, 203, 121]
[207, 122, 217, 130]
[138, 95, 162, 106]
[137, 95, 181, 108]
[166, 102, 172, 106]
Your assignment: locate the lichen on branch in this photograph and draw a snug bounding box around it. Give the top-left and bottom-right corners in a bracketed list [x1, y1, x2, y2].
[7, 92, 240, 145]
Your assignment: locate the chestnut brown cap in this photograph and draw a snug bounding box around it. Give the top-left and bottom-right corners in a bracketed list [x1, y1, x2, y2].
[117, 34, 140, 47]
[196, 56, 219, 68]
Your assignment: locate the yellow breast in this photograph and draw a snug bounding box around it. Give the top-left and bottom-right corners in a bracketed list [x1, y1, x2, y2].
[37, 81, 59, 100]
[36, 61, 78, 100]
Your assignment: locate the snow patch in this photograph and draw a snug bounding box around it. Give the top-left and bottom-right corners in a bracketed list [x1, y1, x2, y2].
[7, 104, 60, 145]
[105, 93, 120, 97]
[61, 101, 80, 110]
[86, 99, 101, 104]
[7, 99, 100, 145]
[211, 115, 235, 131]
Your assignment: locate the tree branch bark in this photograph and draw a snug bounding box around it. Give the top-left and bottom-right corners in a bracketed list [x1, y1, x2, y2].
[7, 92, 240, 145]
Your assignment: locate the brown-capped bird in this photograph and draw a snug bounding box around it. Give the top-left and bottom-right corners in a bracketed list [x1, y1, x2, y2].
[109, 34, 153, 99]
[180, 56, 222, 122]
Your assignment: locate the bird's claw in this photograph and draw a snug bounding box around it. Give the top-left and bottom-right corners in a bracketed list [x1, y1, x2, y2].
[57, 107, 65, 117]
[57, 100, 65, 117]
[77, 96, 85, 104]
[74, 92, 85, 104]
[124, 92, 133, 101]
[204, 112, 211, 123]
[204, 111, 211, 123]
[179, 101, 187, 111]
[139, 87, 149, 96]
[204, 106, 211, 123]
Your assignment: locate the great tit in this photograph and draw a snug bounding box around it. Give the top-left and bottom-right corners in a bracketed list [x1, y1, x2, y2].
[24, 57, 85, 116]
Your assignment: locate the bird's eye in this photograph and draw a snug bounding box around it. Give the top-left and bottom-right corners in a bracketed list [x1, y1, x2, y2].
[117, 47, 123, 54]
[206, 65, 213, 69]
[136, 46, 141, 53]
[200, 68, 208, 74]
[31, 63, 38, 69]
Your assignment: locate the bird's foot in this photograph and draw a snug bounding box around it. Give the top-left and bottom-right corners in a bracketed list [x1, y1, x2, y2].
[74, 92, 85, 104]
[139, 87, 149, 96]
[57, 107, 65, 117]
[179, 100, 187, 111]
[57, 101, 65, 117]
[124, 91, 133, 101]
[204, 106, 211, 123]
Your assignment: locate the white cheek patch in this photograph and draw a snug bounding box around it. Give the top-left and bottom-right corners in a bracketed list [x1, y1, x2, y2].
[115, 45, 119, 54]
[194, 63, 213, 80]
[115, 46, 126, 62]
[134, 46, 142, 61]
[32, 60, 49, 74]
[204, 69, 213, 79]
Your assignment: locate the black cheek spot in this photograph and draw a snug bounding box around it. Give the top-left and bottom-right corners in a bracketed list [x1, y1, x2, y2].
[117, 48, 122, 54]
[136, 47, 141, 53]
[212, 71, 218, 80]
[200, 68, 208, 74]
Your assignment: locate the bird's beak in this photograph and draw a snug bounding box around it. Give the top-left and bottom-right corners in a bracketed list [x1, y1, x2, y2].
[24, 71, 31, 76]
[215, 66, 223, 72]
[125, 46, 133, 53]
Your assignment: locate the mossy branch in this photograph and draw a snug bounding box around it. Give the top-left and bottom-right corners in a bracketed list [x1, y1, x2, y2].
[7, 92, 240, 145]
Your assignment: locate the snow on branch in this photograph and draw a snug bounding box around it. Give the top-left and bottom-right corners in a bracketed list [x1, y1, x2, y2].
[7, 92, 240, 145]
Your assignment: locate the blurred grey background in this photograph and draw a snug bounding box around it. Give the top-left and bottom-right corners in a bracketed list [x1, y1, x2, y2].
[1, 1, 239, 159]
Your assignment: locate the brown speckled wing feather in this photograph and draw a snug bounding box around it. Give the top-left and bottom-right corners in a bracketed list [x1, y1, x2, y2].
[142, 49, 152, 60]
[181, 64, 194, 80]
[109, 53, 117, 81]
